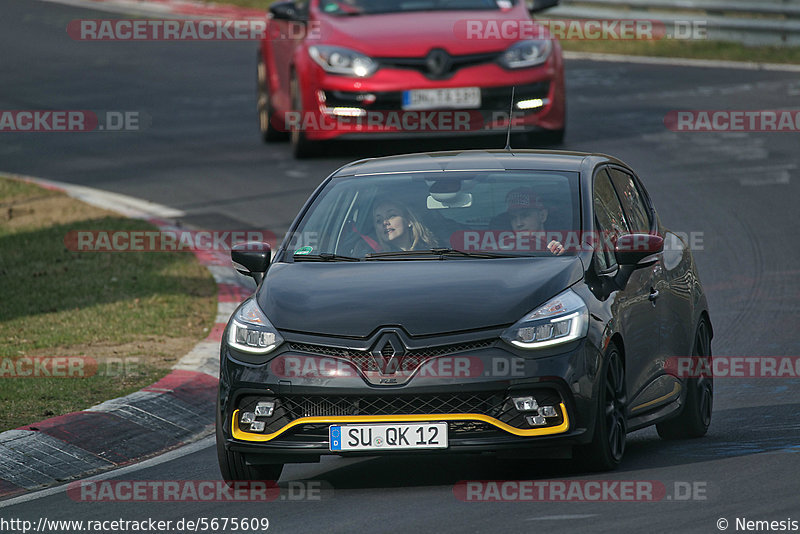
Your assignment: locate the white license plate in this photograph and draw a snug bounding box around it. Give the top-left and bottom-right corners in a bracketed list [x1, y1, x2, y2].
[329, 423, 448, 451]
[402, 88, 481, 110]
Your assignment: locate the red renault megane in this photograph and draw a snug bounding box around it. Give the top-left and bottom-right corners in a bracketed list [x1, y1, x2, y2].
[257, 0, 565, 157]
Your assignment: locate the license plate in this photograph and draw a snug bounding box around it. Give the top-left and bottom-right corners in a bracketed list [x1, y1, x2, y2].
[329, 423, 448, 451]
[402, 88, 481, 110]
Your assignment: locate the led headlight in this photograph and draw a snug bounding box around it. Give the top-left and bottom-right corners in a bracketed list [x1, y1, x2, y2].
[227, 299, 284, 354]
[498, 39, 552, 69]
[501, 289, 588, 349]
[308, 46, 377, 77]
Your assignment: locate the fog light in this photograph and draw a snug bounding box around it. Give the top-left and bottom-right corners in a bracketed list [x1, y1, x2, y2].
[516, 98, 545, 110]
[539, 405, 558, 418]
[255, 401, 275, 417]
[240, 412, 255, 424]
[512, 396, 538, 412]
[526, 415, 547, 426]
[249, 421, 266, 432]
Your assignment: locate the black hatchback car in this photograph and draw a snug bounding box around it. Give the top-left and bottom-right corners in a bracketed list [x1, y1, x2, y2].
[216, 149, 713, 481]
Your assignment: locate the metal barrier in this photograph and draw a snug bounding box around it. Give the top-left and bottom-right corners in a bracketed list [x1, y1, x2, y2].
[540, 0, 800, 46]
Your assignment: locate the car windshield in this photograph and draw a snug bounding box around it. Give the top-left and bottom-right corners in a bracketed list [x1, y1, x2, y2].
[286, 170, 581, 260]
[317, 0, 511, 16]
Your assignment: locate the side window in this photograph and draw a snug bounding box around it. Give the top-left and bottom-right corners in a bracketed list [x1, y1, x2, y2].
[607, 168, 651, 233]
[593, 168, 630, 269]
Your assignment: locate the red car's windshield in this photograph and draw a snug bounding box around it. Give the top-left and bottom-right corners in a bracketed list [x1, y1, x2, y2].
[318, 0, 513, 16]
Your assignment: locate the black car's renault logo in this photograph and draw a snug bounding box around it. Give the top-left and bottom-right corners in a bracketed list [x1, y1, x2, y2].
[425, 49, 452, 78]
[371, 333, 406, 375]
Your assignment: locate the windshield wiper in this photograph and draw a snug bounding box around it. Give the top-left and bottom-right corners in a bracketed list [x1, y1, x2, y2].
[365, 248, 518, 260]
[293, 252, 361, 262]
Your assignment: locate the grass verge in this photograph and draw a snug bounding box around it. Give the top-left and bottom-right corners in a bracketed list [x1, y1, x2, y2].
[559, 39, 800, 65]
[0, 177, 217, 431]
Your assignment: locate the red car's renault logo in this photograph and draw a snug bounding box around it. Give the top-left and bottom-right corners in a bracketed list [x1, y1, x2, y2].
[371, 333, 406, 375]
[425, 49, 452, 78]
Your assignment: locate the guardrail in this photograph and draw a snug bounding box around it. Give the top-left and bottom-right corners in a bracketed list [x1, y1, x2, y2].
[540, 0, 800, 46]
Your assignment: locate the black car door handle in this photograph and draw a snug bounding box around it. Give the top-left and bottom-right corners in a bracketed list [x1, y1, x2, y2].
[649, 288, 660, 301]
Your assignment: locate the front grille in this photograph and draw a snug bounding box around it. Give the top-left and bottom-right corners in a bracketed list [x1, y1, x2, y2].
[285, 392, 507, 418]
[287, 339, 494, 360]
[237, 389, 565, 437]
[378, 51, 500, 79]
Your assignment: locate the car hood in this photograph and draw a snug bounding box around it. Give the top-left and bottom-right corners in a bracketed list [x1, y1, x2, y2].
[316, 8, 538, 56]
[258, 257, 584, 337]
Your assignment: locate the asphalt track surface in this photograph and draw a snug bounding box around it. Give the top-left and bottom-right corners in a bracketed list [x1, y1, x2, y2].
[3, 0, 800, 532]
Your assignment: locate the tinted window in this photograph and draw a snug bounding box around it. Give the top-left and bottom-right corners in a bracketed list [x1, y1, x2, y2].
[290, 170, 580, 258]
[593, 168, 630, 268]
[607, 168, 651, 233]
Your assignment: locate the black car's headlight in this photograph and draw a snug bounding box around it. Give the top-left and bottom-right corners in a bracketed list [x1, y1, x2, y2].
[501, 288, 588, 349]
[498, 39, 552, 69]
[227, 299, 284, 354]
[308, 45, 378, 77]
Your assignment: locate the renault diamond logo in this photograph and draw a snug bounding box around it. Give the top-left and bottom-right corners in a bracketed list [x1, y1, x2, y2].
[371, 333, 406, 375]
[425, 49, 452, 78]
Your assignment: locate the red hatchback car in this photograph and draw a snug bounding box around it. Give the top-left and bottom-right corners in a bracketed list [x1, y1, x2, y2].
[257, 0, 564, 157]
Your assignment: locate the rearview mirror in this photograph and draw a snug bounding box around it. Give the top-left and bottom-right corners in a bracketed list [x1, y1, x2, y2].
[269, 1, 301, 21]
[528, 0, 559, 14]
[232, 242, 271, 285]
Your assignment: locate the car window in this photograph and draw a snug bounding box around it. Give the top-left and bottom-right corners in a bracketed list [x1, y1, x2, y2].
[607, 168, 651, 233]
[288, 170, 580, 258]
[317, 0, 510, 15]
[593, 168, 630, 268]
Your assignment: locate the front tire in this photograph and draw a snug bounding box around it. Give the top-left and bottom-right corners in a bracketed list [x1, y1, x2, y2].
[257, 52, 287, 143]
[657, 318, 713, 439]
[289, 73, 319, 159]
[578, 344, 627, 471]
[216, 411, 284, 483]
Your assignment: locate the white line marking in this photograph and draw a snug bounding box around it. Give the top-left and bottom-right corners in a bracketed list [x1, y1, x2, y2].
[0, 436, 214, 508]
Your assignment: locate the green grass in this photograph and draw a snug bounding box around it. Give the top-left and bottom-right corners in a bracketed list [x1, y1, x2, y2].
[560, 39, 800, 65]
[0, 177, 217, 431]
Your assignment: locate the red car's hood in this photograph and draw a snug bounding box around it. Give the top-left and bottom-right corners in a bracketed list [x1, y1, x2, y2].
[316, 7, 542, 56]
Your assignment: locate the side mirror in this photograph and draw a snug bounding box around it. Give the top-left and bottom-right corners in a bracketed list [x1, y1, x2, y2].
[232, 242, 271, 285]
[269, 1, 301, 20]
[528, 0, 559, 14]
[614, 233, 664, 266]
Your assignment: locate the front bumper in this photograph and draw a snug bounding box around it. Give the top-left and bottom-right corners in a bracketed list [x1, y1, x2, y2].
[218, 330, 602, 463]
[290, 58, 564, 141]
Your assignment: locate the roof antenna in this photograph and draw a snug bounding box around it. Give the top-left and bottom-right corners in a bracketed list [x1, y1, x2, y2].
[504, 86, 515, 152]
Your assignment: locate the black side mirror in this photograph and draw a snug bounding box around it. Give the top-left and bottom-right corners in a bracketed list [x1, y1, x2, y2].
[614, 233, 664, 266]
[270, 1, 301, 20]
[612, 233, 663, 289]
[529, 0, 559, 14]
[232, 242, 271, 285]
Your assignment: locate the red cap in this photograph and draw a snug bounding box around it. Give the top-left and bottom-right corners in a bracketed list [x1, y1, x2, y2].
[506, 187, 543, 211]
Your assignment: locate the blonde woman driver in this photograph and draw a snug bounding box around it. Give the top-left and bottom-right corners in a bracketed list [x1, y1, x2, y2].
[372, 198, 439, 252]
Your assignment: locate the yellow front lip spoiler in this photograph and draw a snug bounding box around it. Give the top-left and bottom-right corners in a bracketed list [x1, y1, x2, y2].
[231, 403, 570, 442]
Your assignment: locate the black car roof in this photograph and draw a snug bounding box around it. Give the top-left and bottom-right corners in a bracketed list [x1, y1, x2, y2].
[331, 149, 627, 177]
